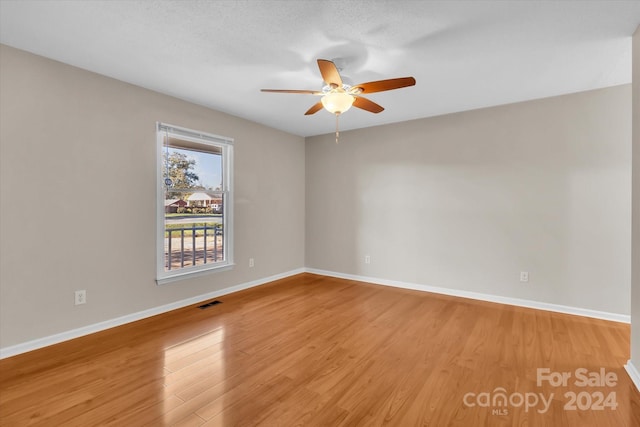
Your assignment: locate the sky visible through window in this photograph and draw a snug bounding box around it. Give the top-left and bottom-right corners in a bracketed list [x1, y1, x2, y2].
[170, 147, 222, 189]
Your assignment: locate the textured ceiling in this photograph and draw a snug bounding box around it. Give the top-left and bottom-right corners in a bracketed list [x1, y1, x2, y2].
[1, 0, 639, 137]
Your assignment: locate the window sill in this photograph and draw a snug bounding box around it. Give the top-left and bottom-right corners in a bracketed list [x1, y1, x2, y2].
[156, 263, 235, 285]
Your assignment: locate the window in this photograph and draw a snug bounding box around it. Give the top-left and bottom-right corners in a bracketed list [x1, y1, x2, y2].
[156, 123, 233, 284]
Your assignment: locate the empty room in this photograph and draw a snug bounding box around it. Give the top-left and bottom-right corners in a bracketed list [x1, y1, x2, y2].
[1, 1, 640, 426]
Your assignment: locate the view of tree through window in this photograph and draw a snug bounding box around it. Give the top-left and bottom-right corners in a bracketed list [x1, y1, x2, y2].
[157, 124, 233, 283]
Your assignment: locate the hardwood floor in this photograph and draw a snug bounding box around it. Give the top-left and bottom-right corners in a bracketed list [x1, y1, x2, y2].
[1, 273, 639, 426]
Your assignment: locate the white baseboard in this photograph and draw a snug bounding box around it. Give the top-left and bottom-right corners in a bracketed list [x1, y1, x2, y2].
[0, 268, 305, 359]
[1, 267, 629, 359]
[625, 360, 640, 392]
[305, 268, 631, 324]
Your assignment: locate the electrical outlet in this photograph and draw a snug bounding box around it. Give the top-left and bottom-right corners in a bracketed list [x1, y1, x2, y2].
[75, 290, 86, 305]
[520, 272, 529, 282]
[249, 258, 254, 268]
[365, 255, 371, 264]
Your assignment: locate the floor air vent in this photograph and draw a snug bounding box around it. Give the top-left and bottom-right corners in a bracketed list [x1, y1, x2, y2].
[198, 300, 222, 309]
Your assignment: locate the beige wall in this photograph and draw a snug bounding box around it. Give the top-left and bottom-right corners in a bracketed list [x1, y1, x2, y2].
[0, 45, 306, 348]
[307, 85, 632, 315]
[631, 26, 640, 371]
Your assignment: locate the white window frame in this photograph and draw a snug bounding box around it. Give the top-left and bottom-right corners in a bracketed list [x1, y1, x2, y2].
[156, 122, 234, 285]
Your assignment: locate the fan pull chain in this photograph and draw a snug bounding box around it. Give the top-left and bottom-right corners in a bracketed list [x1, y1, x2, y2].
[335, 113, 340, 144]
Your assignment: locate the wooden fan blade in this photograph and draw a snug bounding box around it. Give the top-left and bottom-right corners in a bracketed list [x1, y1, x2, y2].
[351, 77, 416, 94]
[353, 96, 384, 114]
[317, 59, 343, 88]
[261, 89, 322, 95]
[305, 101, 324, 115]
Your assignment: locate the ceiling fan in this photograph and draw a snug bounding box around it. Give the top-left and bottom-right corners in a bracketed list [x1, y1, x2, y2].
[261, 59, 416, 142]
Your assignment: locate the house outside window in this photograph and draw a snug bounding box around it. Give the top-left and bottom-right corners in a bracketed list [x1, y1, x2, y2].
[156, 123, 233, 284]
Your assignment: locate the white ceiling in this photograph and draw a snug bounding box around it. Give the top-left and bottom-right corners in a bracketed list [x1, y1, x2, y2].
[1, 0, 639, 137]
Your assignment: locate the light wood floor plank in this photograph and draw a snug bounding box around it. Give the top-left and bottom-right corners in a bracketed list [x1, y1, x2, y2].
[1, 273, 638, 426]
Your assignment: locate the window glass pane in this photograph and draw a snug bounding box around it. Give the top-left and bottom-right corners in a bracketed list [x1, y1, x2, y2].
[164, 212, 224, 270]
[163, 144, 222, 191]
[162, 141, 225, 271]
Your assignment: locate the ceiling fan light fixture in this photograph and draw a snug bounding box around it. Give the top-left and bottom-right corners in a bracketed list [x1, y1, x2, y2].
[321, 91, 355, 115]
